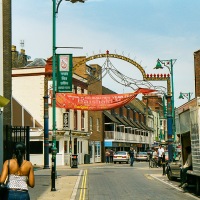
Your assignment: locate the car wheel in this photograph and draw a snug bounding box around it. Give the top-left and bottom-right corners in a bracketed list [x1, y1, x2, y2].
[119, 162, 121, 164]
[126, 161, 128, 164]
[114, 161, 116, 164]
[167, 170, 175, 181]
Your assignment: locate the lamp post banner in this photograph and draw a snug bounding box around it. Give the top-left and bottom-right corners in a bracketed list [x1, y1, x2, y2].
[57, 54, 73, 93]
[54, 88, 156, 111]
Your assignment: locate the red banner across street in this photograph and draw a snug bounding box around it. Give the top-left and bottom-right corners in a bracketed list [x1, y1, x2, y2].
[54, 88, 156, 111]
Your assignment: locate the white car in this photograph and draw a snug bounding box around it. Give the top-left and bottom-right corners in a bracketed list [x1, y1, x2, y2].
[113, 151, 129, 164]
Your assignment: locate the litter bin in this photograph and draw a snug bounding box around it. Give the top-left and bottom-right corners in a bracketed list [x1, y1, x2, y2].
[84, 154, 90, 164]
[71, 154, 78, 168]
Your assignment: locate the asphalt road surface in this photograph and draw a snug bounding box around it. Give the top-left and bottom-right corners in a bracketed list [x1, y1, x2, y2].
[75, 162, 200, 200]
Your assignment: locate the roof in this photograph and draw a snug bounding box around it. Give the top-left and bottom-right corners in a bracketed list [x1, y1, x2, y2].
[102, 86, 117, 95]
[26, 58, 46, 67]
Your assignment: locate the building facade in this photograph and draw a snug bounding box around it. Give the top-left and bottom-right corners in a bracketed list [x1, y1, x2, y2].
[12, 58, 90, 166]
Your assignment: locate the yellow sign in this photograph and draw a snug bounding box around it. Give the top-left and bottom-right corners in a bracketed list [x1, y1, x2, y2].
[0, 95, 10, 107]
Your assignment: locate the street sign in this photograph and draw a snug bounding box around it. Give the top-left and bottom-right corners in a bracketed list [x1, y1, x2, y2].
[57, 54, 73, 93]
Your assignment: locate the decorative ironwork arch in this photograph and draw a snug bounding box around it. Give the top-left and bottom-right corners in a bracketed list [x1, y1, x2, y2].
[73, 51, 171, 96]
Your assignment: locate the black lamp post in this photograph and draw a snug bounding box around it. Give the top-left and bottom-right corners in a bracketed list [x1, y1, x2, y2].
[154, 59, 177, 162]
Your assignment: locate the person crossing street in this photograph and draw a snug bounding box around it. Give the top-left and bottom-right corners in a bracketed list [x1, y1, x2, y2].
[128, 147, 135, 166]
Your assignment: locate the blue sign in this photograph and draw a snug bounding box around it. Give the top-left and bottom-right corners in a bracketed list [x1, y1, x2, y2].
[104, 141, 112, 147]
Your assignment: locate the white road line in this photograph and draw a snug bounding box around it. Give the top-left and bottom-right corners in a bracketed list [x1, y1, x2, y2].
[150, 174, 200, 200]
[70, 170, 83, 200]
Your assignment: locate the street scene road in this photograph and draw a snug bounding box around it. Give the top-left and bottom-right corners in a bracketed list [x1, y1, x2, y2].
[29, 162, 200, 200]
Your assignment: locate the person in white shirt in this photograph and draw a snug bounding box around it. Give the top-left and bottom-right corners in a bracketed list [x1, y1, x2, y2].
[157, 145, 164, 167]
[179, 146, 192, 188]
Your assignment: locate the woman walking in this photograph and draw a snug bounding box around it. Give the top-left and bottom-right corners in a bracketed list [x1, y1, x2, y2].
[0, 142, 35, 199]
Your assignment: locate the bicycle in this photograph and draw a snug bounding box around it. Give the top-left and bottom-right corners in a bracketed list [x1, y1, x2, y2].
[149, 158, 158, 168]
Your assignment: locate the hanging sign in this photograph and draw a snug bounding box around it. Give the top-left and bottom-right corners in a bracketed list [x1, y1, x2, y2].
[57, 54, 73, 93]
[55, 88, 156, 111]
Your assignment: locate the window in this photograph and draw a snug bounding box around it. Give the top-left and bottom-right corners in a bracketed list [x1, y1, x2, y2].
[89, 116, 93, 131]
[133, 111, 136, 121]
[74, 111, 77, 130]
[63, 112, 69, 130]
[78, 141, 80, 153]
[97, 118, 100, 131]
[64, 141, 68, 153]
[81, 141, 82, 153]
[81, 111, 85, 130]
[127, 108, 130, 119]
[111, 109, 115, 115]
[74, 86, 77, 94]
[119, 107, 123, 117]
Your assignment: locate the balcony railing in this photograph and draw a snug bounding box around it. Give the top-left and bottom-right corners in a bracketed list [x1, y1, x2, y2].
[105, 131, 150, 144]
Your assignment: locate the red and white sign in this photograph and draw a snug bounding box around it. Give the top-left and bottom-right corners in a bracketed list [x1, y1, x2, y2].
[54, 88, 155, 111]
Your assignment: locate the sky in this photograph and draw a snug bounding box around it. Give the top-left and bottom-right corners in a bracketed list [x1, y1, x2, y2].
[12, 0, 200, 108]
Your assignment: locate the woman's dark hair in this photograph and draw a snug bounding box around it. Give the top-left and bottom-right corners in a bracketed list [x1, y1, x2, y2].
[14, 142, 26, 167]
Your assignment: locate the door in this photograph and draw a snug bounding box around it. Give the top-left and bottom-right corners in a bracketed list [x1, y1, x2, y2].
[95, 141, 101, 162]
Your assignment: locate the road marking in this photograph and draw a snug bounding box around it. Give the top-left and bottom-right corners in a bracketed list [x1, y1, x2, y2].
[79, 169, 87, 200]
[144, 174, 154, 180]
[150, 174, 200, 200]
[70, 170, 83, 200]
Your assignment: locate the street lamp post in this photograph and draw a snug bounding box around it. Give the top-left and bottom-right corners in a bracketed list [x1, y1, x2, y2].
[179, 92, 193, 102]
[154, 59, 176, 162]
[51, 0, 85, 191]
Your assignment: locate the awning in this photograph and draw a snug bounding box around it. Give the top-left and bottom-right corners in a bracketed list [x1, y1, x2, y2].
[129, 119, 141, 129]
[123, 118, 138, 129]
[141, 122, 153, 131]
[103, 111, 120, 124]
[115, 116, 129, 126]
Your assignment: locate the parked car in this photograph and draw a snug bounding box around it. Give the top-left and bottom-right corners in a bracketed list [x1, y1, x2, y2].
[166, 155, 181, 180]
[135, 152, 148, 161]
[113, 151, 129, 164]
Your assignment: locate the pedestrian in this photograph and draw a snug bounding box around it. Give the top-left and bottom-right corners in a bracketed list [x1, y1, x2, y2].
[128, 147, 135, 166]
[157, 145, 164, 167]
[179, 146, 192, 188]
[105, 149, 110, 163]
[162, 146, 166, 175]
[0, 142, 35, 200]
[109, 149, 114, 163]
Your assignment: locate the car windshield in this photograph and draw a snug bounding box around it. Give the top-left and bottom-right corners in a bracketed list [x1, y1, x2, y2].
[115, 151, 126, 155]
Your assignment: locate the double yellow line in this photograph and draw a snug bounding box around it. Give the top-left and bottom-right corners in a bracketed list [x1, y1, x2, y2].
[79, 169, 87, 200]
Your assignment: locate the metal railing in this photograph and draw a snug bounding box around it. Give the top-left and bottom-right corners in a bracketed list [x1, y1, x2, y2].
[104, 131, 150, 143]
